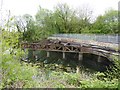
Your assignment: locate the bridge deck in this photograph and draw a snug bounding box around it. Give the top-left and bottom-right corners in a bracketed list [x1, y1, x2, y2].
[21, 34, 119, 62]
[52, 34, 119, 44]
[21, 38, 119, 58]
[48, 36, 119, 51]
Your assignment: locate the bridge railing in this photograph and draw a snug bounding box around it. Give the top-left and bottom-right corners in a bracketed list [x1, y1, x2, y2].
[52, 34, 119, 44]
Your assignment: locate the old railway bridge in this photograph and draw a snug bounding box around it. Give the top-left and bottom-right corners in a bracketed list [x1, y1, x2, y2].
[21, 34, 120, 72]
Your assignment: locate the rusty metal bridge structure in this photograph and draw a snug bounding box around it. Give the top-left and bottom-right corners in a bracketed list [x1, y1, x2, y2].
[21, 34, 120, 72]
[21, 34, 119, 61]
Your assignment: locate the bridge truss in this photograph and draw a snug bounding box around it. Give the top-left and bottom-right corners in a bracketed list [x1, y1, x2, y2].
[21, 38, 119, 61]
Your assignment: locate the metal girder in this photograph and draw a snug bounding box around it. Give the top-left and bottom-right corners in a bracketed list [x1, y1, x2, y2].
[21, 39, 120, 58]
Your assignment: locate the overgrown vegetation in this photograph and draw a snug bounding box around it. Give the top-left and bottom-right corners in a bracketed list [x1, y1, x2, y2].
[1, 3, 119, 89]
[15, 3, 118, 42]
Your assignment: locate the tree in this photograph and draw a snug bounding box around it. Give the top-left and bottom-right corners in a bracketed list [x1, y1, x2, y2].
[52, 3, 93, 34]
[35, 3, 94, 34]
[92, 9, 118, 34]
[35, 4, 78, 34]
[48, 3, 81, 33]
[91, 15, 105, 34]
[75, 5, 93, 33]
[16, 14, 44, 42]
[54, 3, 74, 33]
[35, 6, 55, 36]
[22, 14, 36, 41]
[103, 9, 118, 34]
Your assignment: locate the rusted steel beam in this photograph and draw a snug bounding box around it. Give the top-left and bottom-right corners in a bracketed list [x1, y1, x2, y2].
[21, 39, 120, 58]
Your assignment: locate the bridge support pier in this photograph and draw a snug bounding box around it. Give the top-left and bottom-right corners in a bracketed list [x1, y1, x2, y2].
[98, 55, 101, 62]
[47, 51, 50, 57]
[76, 53, 83, 73]
[63, 52, 65, 59]
[79, 52, 83, 61]
[32, 50, 35, 59]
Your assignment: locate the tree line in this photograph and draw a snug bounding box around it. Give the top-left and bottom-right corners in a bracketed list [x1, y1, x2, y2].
[11, 3, 119, 42]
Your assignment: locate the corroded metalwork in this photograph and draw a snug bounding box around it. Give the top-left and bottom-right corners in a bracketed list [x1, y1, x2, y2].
[21, 38, 119, 60]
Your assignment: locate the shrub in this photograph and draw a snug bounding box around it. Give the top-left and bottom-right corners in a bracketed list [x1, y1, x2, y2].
[1, 49, 39, 88]
[66, 73, 81, 87]
[105, 55, 120, 80]
[80, 78, 118, 88]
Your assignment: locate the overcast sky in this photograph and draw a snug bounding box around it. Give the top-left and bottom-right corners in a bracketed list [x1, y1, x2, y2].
[0, 0, 120, 17]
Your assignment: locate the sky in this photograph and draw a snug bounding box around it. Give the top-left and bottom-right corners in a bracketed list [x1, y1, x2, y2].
[0, 0, 120, 18]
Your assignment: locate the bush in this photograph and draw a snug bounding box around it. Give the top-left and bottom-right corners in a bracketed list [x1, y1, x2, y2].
[80, 78, 118, 88]
[105, 55, 120, 80]
[66, 73, 81, 87]
[1, 49, 39, 88]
